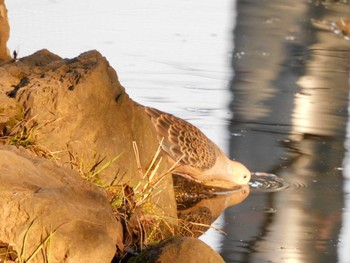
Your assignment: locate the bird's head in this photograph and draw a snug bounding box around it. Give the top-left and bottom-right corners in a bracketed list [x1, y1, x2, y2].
[200, 160, 251, 189]
[228, 160, 251, 185]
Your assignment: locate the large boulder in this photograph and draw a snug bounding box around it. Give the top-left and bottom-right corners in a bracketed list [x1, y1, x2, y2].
[0, 145, 123, 263]
[4, 49, 159, 186]
[0, 49, 177, 217]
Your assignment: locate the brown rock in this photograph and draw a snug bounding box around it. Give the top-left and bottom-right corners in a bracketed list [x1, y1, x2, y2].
[131, 236, 225, 263]
[0, 0, 10, 61]
[0, 145, 123, 263]
[18, 50, 168, 185]
[0, 49, 177, 218]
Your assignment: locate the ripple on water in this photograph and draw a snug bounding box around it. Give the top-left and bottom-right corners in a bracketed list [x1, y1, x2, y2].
[249, 172, 308, 192]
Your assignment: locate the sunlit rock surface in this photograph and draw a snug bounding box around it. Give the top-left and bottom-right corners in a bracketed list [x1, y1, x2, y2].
[2, 49, 161, 184]
[0, 145, 123, 263]
[0, 49, 177, 215]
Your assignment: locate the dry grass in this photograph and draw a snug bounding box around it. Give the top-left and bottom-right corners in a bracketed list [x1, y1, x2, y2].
[0, 113, 217, 258]
[106, 140, 219, 253]
[109, 140, 180, 249]
[0, 114, 58, 160]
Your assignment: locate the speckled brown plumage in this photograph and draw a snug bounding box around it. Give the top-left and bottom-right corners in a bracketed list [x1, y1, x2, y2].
[145, 107, 216, 170]
[144, 106, 251, 187]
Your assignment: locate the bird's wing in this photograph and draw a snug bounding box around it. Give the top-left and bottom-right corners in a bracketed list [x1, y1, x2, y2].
[145, 107, 217, 170]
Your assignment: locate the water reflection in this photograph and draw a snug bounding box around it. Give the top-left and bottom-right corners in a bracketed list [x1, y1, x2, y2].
[226, 0, 350, 262]
[173, 175, 250, 237]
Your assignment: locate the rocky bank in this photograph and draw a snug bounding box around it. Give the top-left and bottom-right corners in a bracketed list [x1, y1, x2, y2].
[0, 1, 227, 262]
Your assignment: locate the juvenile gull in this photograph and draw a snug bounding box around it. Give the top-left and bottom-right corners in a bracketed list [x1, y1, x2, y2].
[144, 107, 251, 188]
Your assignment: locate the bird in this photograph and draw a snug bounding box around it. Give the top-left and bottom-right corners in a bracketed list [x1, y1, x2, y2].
[144, 106, 251, 188]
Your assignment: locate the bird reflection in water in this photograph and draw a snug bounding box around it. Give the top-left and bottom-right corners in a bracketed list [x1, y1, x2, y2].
[173, 174, 250, 237]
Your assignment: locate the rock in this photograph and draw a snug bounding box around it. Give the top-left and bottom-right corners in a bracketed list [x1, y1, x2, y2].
[0, 0, 10, 61]
[1, 49, 161, 185]
[130, 236, 225, 263]
[0, 145, 123, 263]
[0, 49, 177, 218]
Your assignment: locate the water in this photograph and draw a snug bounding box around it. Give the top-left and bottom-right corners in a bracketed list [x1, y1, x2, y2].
[218, 1, 350, 262]
[6, 0, 350, 262]
[249, 173, 293, 192]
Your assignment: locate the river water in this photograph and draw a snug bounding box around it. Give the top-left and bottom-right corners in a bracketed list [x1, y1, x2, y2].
[7, 1, 350, 262]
